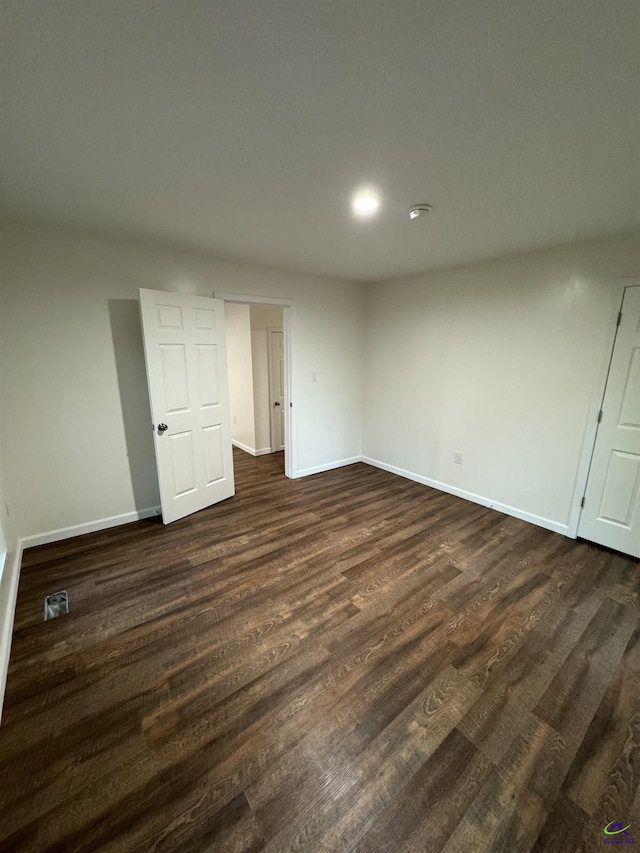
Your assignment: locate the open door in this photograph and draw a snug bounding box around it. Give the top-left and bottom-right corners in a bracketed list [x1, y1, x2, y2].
[268, 328, 285, 452]
[578, 284, 640, 557]
[139, 288, 235, 524]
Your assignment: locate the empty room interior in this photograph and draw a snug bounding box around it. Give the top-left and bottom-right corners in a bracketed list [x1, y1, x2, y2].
[0, 2, 639, 851]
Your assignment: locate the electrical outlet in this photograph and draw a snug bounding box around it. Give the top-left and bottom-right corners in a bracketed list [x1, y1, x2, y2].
[454, 452, 463, 465]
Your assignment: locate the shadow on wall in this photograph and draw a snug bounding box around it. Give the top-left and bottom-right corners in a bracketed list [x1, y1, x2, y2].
[108, 299, 160, 512]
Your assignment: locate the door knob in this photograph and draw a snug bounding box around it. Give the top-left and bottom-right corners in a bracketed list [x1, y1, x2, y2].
[274, 402, 281, 407]
[157, 423, 168, 432]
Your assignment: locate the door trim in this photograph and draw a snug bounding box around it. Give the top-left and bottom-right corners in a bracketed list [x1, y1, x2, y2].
[214, 292, 295, 479]
[568, 276, 640, 538]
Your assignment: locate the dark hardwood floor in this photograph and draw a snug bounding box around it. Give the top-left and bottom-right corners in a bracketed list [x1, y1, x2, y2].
[1, 448, 639, 852]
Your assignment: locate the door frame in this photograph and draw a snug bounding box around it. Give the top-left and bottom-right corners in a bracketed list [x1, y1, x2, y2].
[214, 292, 295, 479]
[267, 326, 285, 453]
[568, 276, 640, 538]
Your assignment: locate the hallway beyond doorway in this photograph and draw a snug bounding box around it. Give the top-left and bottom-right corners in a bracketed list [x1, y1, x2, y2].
[232, 445, 285, 495]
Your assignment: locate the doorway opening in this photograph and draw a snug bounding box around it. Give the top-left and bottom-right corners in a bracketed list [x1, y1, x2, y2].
[215, 293, 294, 482]
[139, 288, 295, 525]
[224, 303, 284, 469]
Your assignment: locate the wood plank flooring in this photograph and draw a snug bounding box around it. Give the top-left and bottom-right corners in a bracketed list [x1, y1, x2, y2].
[1, 448, 639, 852]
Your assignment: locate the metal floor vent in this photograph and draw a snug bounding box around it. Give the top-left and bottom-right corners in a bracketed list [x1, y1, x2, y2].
[44, 590, 69, 621]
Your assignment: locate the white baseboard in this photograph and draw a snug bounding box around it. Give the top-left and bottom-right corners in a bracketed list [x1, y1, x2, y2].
[0, 541, 24, 723]
[231, 439, 254, 455]
[232, 439, 272, 457]
[20, 506, 162, 550]
[294, 456, 363, 478]
[361, 456, 569, 537]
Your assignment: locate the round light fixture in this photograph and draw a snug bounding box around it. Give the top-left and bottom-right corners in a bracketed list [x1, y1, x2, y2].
[352, 192, 380, 217]
[409, 204, 432, 220]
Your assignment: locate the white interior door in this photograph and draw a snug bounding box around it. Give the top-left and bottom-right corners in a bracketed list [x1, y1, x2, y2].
[268, 328, 285, 451]
[578, 284, 640, 557]
[139, 288, 235, 524]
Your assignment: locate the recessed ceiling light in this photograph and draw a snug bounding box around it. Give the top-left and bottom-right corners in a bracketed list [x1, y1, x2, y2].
[352, 192, 380, 217]
[409, 204, 432, 220]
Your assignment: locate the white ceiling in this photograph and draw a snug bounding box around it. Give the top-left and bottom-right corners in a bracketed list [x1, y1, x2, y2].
[1, 1, 638, 281]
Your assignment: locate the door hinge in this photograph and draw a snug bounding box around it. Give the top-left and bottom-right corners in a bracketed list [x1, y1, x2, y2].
[597, 410, 603, 424]
[290, 402, 293, 407]
[617, 311, 622, 327]
[580, 496, 585, 508]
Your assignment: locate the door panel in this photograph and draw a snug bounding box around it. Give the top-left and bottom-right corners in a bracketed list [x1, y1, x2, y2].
[156, 304, 183, 329]
[196, 344, 220, 407]
[169, 431, 197, 496]
[618, 348, 640, 428]
[578, 285, 640, 556]
[195, 308, 216, 330]
[268, 328, 285, 452]
[598, 451, 640, 526]
[160, 345, 189, 412]
[203, 424, 225, 484]
[140, 289, 235, 524]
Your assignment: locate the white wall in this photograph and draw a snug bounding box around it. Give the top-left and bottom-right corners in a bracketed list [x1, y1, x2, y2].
[250, 304, 283, 453]
[0, 218, 366, 541]
[0, 450, 20, 721]
[225, 303, 256, 452]
[0, 510, 6, 583]
[363, 230, 640, 532]
[0, 255, 22, 718]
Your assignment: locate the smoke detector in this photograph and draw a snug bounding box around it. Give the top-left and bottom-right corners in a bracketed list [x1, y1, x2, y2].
[409, 204, 432, 220]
